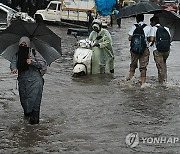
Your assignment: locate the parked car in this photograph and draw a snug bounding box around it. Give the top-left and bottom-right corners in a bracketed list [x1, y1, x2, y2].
[122, 0, 136, 7]
[161, 0, 178, 13]
[0, 3, 35, 30]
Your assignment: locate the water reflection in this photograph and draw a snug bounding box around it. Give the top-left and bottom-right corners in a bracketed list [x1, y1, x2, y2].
[72, 74, 114, 85]
[8, 122, 48, 148]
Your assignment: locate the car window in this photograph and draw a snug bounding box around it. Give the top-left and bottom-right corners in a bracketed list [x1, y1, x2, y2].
[48, 3, 57, 10]
[0, 9, 7, 23]
[0, 4, 17, 14]
[58, 4, 61, 11]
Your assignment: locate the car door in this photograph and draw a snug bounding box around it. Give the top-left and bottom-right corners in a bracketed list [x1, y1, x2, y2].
[45, 3, 58, 21]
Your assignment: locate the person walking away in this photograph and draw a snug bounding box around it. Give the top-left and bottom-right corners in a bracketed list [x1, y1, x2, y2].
[149, 16, 171, 84]
[89, 19, 114, 74]
[113, 9, 121, 28]
[10, 36, 47, 125]
[127, 14, 151, 88]
[114, 1, 122, 28]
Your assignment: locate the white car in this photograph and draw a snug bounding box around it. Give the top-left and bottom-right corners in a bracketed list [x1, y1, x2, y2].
[0, 3, 35, 30]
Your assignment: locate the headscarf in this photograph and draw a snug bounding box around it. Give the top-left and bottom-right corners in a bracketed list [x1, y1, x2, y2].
[17, 36, 31, 74]
[92, 19, 102, 32]
[92, 24, 100, 31]
[19, 36, 30, 47]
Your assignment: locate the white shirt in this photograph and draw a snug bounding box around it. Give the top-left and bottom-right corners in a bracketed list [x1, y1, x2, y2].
[149, 24, 171, 51]
[128, 21, 152, 47]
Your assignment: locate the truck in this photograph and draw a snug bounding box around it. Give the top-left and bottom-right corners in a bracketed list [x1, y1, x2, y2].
[34, 0, 111, 27]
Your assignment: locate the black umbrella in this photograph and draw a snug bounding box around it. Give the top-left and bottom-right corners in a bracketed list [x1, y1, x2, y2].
[116, 2, 162, 19]
[154, 10, 180, 41]
[0, 21, 62, 65]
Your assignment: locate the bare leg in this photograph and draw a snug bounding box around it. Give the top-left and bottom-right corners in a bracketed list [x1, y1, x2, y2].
[127, 71, 135, 80]
[141, 76, 146, 84]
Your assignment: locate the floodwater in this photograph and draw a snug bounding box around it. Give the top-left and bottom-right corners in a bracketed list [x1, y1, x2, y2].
[0, 15, 180, 153]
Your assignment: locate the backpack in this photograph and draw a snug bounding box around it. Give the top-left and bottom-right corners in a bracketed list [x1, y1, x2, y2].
[130, 24, 147, 54]
[155, 26, 171, 52]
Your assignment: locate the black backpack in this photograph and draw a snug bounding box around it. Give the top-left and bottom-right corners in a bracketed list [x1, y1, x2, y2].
[155, 26, 171, 52]
[130, 24, 147, 54]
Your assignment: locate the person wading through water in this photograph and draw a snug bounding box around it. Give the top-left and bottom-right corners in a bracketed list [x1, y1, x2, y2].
[89, 19, 114, 74]
[127, 14, 151, 88]
[10, 36, 47, 125]
[149, 16, 171, 84]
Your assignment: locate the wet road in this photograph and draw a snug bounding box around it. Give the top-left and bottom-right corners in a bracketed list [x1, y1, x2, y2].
[0, 15, 180, 153]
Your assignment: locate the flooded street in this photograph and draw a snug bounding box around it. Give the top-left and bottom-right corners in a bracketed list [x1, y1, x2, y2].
[1, 15, 180, 153]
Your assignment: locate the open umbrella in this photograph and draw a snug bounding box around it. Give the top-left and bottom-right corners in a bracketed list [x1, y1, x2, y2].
[116, 2, 162, 19]
[154, 10, 180, 41]
[0, 20, 62, 65]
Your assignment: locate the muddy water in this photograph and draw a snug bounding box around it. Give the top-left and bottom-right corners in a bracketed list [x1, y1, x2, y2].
[0, 15, 180, 153]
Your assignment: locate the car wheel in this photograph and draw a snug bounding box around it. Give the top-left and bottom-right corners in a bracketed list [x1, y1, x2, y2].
[35, 15, 43, 23]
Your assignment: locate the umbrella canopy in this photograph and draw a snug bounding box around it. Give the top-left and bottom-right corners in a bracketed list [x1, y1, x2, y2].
[116, 2, 162, 19]
[154, 10, 180, 41]
[0, 20, 62, 65]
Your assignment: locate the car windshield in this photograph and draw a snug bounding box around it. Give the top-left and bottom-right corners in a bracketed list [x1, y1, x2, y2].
[0, 3, 17, 14]
[124, 2, 135, 7]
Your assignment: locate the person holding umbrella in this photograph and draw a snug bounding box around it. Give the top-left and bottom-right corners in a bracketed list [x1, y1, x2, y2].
[10, 36, 47, 125]
[0, 21, 61, 124]
[127, 14, 151, 88]
[149, 16, 171, 84]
